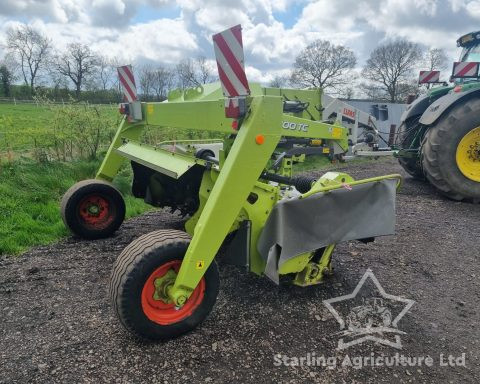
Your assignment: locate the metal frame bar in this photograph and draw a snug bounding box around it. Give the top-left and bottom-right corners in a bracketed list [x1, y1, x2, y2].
[94, 94, 364, 306]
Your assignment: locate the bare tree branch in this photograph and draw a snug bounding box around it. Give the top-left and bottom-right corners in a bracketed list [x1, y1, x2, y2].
[424, 48, 449, 71]
[54, 43, 99, 98]
[6, 25, 51, 94]
[290, 40, 357, 91]
[138, 64, 156, 101]
[176, 56, 217, 89]
[97, 56, 116, 91]
[268, 75, 289, 88]
[152, 67, 175, 101]
[362, 39, 423, 102]
[422, 48, 449, 89]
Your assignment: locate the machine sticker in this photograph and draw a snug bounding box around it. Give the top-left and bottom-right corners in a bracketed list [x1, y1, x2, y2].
[195, 260, 205, 269]
[147, 104, 154, 115]
[332, 127, 343, 138]
[282, 121, 308, 132]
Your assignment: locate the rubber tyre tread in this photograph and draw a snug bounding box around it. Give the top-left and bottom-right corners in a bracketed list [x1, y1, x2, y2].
[109, 229, 220, 341]
[421, 98, 480, 202]
[61, 179, 126, 239]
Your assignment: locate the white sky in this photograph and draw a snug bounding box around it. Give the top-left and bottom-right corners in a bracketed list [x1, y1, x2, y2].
[0, 0, 477, 83]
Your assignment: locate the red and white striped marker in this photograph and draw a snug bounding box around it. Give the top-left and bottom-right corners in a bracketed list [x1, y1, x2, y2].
[212, 25, 250, 119]
[452, 62, 480, 78]
[418, 70, 440, 84]
[117, 65, 138, 103]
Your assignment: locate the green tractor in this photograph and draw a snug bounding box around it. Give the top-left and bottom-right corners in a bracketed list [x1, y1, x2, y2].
[396, 31, 480, 202]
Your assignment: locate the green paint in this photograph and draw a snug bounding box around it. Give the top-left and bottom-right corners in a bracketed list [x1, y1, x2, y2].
[85, 82, 399, 306]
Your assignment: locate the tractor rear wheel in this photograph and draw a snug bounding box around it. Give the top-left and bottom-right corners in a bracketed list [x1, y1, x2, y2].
[422, 98, 480, 202]
[109, 229, 219, 341]
[396, 118, 425, 179]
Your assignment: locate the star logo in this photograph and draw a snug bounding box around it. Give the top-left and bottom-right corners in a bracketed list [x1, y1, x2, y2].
[323, 269, 415, 350]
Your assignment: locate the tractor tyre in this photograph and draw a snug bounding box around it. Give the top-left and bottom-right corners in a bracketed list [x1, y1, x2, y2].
[61, 179, 126, 239]
[109, 229, 220, 341]
[421, 98, 480, 202]
[396, 118, 425, 179]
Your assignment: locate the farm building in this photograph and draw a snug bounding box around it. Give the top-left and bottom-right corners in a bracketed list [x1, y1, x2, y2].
[342, 99, 408, 148]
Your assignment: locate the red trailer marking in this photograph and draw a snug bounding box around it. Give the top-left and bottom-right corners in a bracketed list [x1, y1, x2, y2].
[419, 70, 440, 84]
[452, 62, 479, 78]
[118, 65, 138, 103]
[212, 25, 250, 118]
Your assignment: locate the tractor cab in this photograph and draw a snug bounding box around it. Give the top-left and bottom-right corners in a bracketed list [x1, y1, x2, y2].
[455, 31, 480, 85]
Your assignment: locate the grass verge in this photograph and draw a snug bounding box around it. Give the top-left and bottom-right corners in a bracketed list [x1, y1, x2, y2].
[0, 158, 152, 255]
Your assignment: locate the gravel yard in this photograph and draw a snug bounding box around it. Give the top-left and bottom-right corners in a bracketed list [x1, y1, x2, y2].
[1, 157, 479, 383]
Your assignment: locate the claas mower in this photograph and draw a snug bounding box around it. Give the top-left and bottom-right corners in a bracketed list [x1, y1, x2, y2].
[61, 25, 401, 340]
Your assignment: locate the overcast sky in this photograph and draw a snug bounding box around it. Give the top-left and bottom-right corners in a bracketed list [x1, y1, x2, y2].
[0, 0, 478, 83]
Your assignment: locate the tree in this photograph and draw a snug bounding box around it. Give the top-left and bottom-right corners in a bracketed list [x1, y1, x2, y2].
[290, 40, 356, 91]
[362, 40, 423, 102]
[176, 56, 216, 89]
[54, 43, 99, 98]
[97, 56, 116, 91]
[176, 59, 196, 88]
[359, 83, 387, 101]
[0, 64, 15, 97]
[269, 75, 289, 88]
[195, 56, 215, 84]
[423, 48, 449, 89]
[424, 48, 449, 71]
[342, 86, 355, 100]
[138, 65, 155, 101]
[152, 67, 175, 101]
[6, 25, 51, 93]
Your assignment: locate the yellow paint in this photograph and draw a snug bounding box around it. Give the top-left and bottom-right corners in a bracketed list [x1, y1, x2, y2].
[456, 126, 480, 182]
[332, 127, 343, 139]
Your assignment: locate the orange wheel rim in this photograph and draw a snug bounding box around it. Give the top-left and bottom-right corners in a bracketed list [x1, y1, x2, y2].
[141, 260, 205, 325]
[78, 194, 114, 229]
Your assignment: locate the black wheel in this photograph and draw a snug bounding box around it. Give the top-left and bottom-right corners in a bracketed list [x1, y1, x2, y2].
[396, 118, 425, 179]
[422, 98, 480, 202]
[109, 229, 219, 341]
[61, 179, 126, 239]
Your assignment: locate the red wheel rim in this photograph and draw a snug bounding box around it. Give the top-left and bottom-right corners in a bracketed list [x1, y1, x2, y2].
[78, 194, 115, 230]
[141, 260, 206, 325]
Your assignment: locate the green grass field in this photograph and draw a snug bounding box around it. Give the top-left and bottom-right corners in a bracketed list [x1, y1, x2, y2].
[0, 102, 119, 155]
[0, 157, 152, 255]
[0, 102, 371, 256]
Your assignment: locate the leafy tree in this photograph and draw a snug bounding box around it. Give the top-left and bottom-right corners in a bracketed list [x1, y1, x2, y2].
[0, 64, 15, 97]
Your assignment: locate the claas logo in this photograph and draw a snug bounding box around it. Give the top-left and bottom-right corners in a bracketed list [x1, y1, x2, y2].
[343, 108, 356, 119]
[343, 108, 355, 119]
